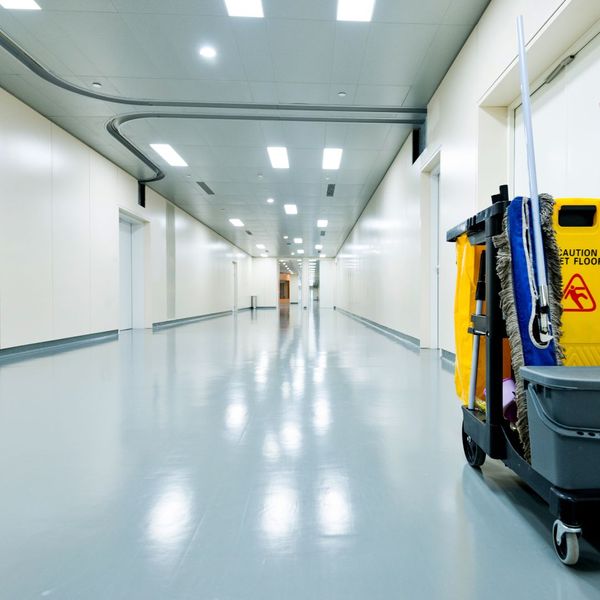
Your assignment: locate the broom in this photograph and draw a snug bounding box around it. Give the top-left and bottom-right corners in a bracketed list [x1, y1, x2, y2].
[493, 17, 564, 460]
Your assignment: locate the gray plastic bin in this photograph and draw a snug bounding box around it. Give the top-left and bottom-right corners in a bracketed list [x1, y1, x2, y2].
[522, 366, 600, 490]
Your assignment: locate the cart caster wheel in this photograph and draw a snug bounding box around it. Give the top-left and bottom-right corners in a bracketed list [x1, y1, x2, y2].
[462, 423, 485, 468]
[552, 520, 581, 566]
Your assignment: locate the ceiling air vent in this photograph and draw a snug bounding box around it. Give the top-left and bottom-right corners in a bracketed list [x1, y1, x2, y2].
[320, 231, 326, 237]
[197, 181, 215, 195]
[245, 230, 253, 236]
[326, 184, 335, 197]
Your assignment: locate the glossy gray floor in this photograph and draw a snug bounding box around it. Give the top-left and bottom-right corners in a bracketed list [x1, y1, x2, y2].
[1, 306, 599, 599]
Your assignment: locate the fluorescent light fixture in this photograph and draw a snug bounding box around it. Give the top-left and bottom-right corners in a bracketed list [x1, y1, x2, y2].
[256, 244, 266, 250]
[315, 244, 323, 250]
[267, 198, 274, 204]
[199, 46, 217, 59]
[294, 238, 303, 244]
[337, 0, 375, 21]
[224, 0, 263, 17]
[283, 235, 289, 240]
[321, 254, 327, 258]
[284, 204, 298, 215]
[229, 218, 244, 227]
[0, 0, 41, 8]
[260, 253, 269, 258]
[150, 144, 188, 167]
[323, 148, 343, 170]
[291, 252, 296, 256]
[317, 219, 328, 228]
[267, 147, 289, 169]
[297, 249, 305, 255]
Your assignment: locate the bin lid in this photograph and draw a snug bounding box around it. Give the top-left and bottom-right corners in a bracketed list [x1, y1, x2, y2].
[521, 366, 600, 390]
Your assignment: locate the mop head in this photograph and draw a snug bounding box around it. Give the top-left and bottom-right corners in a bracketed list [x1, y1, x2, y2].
[494, 194, 564, 460]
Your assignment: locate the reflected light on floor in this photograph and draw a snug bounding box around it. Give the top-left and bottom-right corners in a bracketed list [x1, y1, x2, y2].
[318, 476, 353, 536]
[262, 431, 281, 461]
[313, 396, 331, 435]
[261, 481, 298, 547]
[226, 401, 248, 433]
[147, 480, 193, 559]
[280, 423, 302, 455]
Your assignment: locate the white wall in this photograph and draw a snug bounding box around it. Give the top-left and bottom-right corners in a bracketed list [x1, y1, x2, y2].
[0, 88, 256, 350]
[336, 0, 600, 353]
[251, 258, 278, 308]
[336, 139, 421, 338]
[319, 259, 336, 309]
[290, 274, 299, 303]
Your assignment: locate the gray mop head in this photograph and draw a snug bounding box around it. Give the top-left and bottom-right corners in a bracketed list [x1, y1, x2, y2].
[494, 194, 564, 461]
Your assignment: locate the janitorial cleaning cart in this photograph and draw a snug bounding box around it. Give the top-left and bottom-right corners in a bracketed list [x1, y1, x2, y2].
[447, 16, 600, 566]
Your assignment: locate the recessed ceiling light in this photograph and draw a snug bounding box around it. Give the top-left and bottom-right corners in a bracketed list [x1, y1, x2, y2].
[294, 238, 303, 244]
[260, 253, 269, 258]
[283, 235, 289, 240]
[315, 244, 323, 250]
[291, 252, 296, 256]
[0, 0, 41, 8]
[199, 45, 217, 59]
[92, 81, 102, 88]
[267, 198, 274, 204]
[256, 244, 265, 249]
[224, 0, 263, 17]
[321, 254, 327, 258]
[317, 219, 328, 228]
[323, 148, 343, 170]
[150, 144, 188, 167]
[267, 147, 289, 169]
[337, 0, 375, 22]
[284, 204, 298, 215]
[229, 218, 244, 227]
[338, 91, 347, 98]
[297, 249, 305, 255]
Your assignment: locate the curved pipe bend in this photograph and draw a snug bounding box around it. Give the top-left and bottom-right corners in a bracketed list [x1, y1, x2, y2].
[0, 27, 427, 184]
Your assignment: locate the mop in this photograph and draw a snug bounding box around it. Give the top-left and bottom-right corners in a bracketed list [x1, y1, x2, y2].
[493, 17, 564, 460]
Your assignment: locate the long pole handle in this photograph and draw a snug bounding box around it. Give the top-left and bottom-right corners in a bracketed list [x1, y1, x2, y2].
[517, 15, 550, 334]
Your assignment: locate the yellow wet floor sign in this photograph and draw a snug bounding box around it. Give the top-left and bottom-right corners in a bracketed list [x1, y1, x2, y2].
[554, 198, 600, 366]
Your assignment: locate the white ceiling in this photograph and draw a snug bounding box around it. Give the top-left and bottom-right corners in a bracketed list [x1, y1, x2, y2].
[0, 0, 489, 257]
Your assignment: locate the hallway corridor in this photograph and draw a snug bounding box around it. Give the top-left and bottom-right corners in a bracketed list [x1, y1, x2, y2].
[1, 307, 599, 599]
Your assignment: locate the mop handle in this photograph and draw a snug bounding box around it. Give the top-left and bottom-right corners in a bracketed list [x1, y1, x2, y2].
[517, 16, 549, 309]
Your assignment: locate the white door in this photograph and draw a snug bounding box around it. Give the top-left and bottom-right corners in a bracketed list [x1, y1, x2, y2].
[119, 220, 133, 330]
[431, 169, 440, 349]
[233, 261, 238, 312]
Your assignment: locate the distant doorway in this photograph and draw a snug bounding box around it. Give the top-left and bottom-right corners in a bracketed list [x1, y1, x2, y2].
[119, 215, 145, 331]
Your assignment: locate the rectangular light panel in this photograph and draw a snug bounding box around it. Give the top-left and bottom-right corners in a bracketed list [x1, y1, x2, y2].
[284, 204, 298, 215]
[323, 148, 343, 170]
[150, 144, 188, 167]
[224, 0, 263, 17]
[315, 244, 323, 250]
[0, 0, 41, 8]
[294, 238, 303, 244]
[297, 249, 305, 254]
[337, 0, 375, 21]
[229, 218, 244, 227]
[256, 244, 266, 249]
[317, 219, 328, 228]
[267, 147, 289, 169]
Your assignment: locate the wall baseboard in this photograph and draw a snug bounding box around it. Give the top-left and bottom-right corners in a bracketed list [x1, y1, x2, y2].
[0, 330, 118, 362]
[441, 349, 456, 364]
[336, 308, 420, 352]
[153, 310, 233, 330]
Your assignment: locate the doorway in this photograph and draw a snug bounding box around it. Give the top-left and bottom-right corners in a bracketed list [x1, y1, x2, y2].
[430, 168, 440, 349]
[119, 215, 145, 331]
[233, 261, 238, 312]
